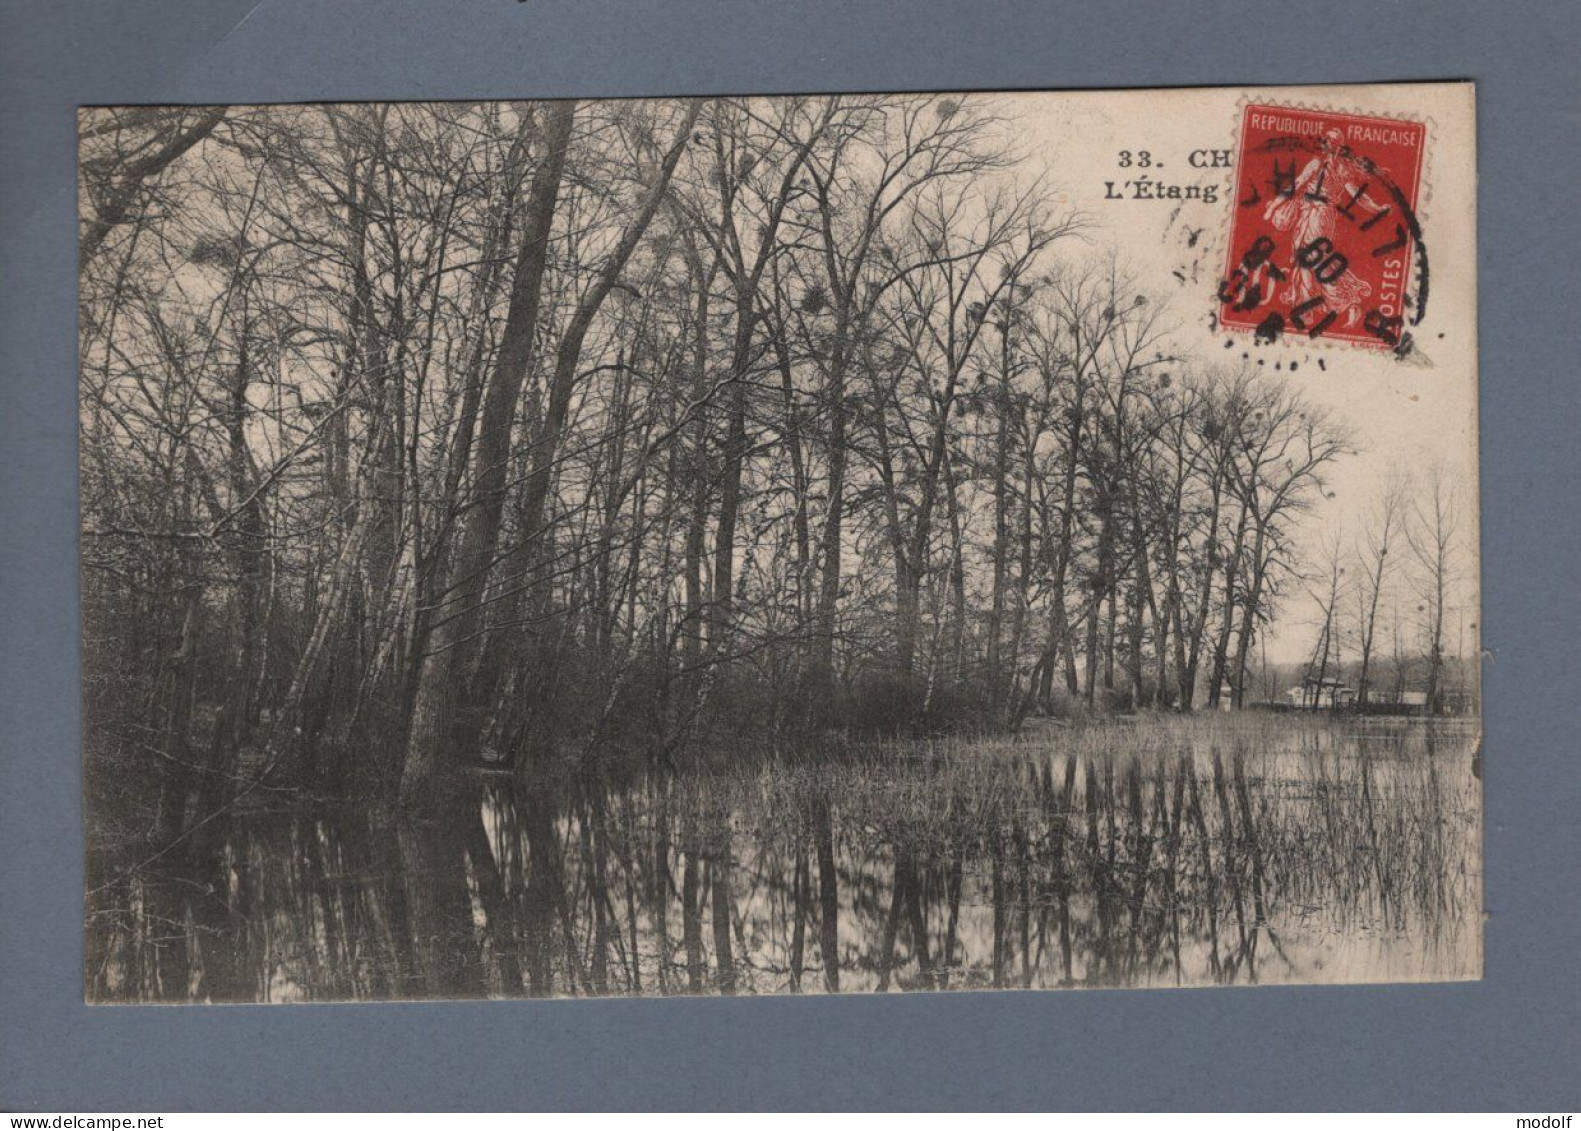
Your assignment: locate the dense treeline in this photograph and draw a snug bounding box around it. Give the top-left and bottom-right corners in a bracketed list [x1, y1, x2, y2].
[81, 97, 1365, 825]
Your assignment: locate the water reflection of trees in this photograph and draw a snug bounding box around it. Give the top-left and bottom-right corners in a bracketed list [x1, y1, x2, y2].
[88, 724, 1479, 1003]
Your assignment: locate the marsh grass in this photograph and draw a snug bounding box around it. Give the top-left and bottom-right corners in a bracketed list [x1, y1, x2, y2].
[652, 712, 1479, 987]
[86, 713, 1480, 1001]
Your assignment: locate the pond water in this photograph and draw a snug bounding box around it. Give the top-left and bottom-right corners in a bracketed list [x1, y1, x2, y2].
[86, 718, 1480, 1002]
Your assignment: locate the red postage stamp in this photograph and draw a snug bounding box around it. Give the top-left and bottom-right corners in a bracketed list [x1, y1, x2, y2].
[1219, 103, 1428, 350]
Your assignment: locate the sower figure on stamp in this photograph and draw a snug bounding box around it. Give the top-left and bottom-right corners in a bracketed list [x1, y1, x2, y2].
[1264, 128, 1389, 328]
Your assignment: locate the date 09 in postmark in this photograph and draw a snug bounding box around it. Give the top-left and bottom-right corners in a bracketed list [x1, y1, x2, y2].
[1219, 103, 1428, 352]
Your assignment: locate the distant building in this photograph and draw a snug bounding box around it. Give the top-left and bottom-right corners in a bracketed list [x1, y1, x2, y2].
[1381, 689, 1475, 715]
[1369, 690, 1427, 713]
[1286, 678, 1357, 710]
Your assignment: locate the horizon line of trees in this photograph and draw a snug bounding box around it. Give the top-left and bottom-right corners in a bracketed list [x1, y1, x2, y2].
[79, 96, 1463, 833]
[1296, 461, 1475, 714]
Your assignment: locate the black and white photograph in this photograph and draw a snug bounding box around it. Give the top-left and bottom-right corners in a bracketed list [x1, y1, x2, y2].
[78, 83, 1481, 1004]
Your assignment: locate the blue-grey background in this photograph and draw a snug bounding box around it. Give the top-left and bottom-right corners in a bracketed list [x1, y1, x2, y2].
[2, 0, 1576, 1111]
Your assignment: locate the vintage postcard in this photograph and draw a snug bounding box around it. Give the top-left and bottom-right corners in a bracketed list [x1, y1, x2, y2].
[79, 83, 1479, 1002]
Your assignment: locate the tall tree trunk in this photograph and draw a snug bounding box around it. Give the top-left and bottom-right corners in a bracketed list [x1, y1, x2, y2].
[1178, 475, 1226, 709]
[708, 298, 755, 661]
[1206, 501, 1249, 709]
[987, 372, 1011, 712]
[155, 584, 204, 843]
[1006, 435, 1036, 720]
[942, 449, 968, 685]
[813, 317, 850, 723]
[400, 101, 577, 807]
[226, 314, 266, 739]
[1230, 520, 1268, 708]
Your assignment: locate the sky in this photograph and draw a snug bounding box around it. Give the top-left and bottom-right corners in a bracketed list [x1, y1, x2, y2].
[991, 84, 1480, 665]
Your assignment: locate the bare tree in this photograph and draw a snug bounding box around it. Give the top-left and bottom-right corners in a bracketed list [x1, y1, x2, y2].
[79, 107, 228, 263]
[77, 95, 1400, 836]
[1407, 462, 1461, 715]
[1355, 468, 1408, 705]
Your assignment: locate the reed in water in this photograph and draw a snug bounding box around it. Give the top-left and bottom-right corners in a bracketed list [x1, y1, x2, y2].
[86, 714, 1480, 1003]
